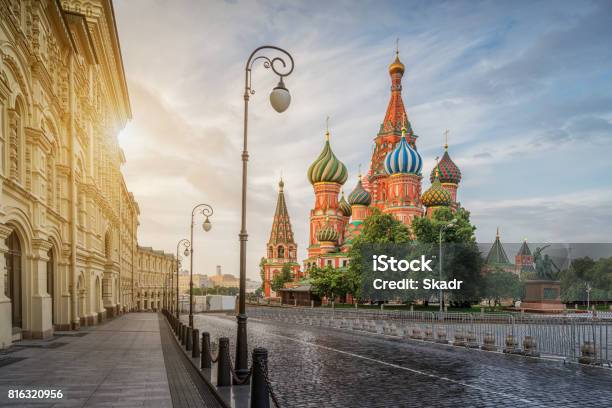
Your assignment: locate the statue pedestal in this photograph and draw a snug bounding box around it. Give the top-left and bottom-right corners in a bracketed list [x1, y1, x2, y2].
[521, 280, 565, 313]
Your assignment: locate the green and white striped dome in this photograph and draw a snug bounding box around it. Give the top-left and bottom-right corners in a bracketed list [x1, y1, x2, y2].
[307, 132, 348, 185]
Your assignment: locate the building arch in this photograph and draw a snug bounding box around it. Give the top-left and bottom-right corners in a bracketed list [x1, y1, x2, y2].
[4, 229, 23, 329]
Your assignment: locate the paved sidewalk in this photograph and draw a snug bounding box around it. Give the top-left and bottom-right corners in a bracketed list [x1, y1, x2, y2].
[0, 313, 173, 407]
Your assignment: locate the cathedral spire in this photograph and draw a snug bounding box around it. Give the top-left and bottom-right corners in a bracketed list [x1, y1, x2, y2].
[267, 178, 295, 246]
[382, 44, 408, 135]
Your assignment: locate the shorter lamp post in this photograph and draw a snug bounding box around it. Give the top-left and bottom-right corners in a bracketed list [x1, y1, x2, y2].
[189, 204, 213, 328]
[586, 283, 592, 311]
[176, 239, 191, 318]
[438, 219, 457, 312]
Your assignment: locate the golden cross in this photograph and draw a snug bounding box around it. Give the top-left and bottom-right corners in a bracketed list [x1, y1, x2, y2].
[358, 163, 362, 177]
[325, 116, 330, 140]
[396, 38, 399, 56]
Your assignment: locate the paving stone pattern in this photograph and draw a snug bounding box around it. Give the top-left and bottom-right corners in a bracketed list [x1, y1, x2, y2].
[0, 313, 172, 408]
[192, 312, 612, 408]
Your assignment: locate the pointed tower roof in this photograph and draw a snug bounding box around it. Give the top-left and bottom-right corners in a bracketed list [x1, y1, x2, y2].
[267, 178, 295, 246]
[485, 228, 511, 266]
[517, 239, 532, 256]
[381, 49, 410, 136]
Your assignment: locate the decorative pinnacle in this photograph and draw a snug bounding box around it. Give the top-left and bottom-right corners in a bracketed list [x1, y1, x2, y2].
[444, 129, 449, 150]
[395, 37, 399, 56]
[496, 226, 500, 238]
[325, 116, 330, 141]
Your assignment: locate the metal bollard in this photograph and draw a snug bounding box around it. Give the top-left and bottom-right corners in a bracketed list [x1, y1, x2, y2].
[201, 332, 211, 369]
[186, 327, 193, 351]
[181, 324, 187, 346]
[251, 347, 270, 408]
[216, 337, 231, 387]
[192, 329, 200, 358]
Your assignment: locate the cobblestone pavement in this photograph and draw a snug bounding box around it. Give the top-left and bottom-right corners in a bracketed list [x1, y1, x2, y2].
[191, 312, 612, 408]
[0, 313, 172, 408]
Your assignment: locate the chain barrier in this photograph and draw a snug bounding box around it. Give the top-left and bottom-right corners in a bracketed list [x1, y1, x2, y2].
[226, 346, 253, 385]
[257, 357, 281, 408]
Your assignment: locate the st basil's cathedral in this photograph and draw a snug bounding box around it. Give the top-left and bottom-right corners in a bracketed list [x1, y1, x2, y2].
[262, 51, 463, 298]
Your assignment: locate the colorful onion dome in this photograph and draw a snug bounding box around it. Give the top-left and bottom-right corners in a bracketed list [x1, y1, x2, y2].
[430, 148, 461, 184]
[338, 191, 352, 217]
[348, 176, 372, 206]
[317, 217, 339, 243]
[384, 128, 422, 175]
[389, 52, 405, 75]
[421, 169, 452, 207]
[307, 131, 348, 185]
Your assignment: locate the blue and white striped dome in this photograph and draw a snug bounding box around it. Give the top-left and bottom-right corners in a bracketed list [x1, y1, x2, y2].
[384, 136, 422, 175]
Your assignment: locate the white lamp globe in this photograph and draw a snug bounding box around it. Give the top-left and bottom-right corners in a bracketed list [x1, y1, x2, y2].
[202, 216, 212, 232]
[269, 78, 291, 113]
[183, 248, 190, 257]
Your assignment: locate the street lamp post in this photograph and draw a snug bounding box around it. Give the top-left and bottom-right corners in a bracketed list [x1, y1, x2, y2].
[586, 283, 592, 311]
[176, 239, 191, 319]
[235, 46, 294, 381]
[438, 219, 457, 312]
[189, 204, 213, 328]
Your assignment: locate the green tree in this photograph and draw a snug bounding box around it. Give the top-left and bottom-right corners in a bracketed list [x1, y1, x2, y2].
[347, 209, 413, 300]
[411, 207, 483, 306]
[483, 269, 524, 306]
[270, 263, 294, 292]
[259, 257, 266, 288]
[309, 265, 357, 301]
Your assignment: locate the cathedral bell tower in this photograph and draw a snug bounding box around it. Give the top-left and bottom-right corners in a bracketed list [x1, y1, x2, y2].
[262, 178, 299, 298]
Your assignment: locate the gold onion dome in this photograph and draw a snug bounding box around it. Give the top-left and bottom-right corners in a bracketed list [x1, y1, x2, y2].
[317, 217, 339, 243]
[421, 169, 452, 207]
[389, 53, 405, 75]
[339, 191, 352, 217]
[307, 131, 348, 185]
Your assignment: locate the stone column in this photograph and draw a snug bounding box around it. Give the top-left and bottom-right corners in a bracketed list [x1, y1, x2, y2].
[0, 224, 13, 348]
[29, 239, 53, 339]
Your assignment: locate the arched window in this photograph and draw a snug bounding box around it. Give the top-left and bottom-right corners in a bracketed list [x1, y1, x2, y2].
[278, 246, 284, 258]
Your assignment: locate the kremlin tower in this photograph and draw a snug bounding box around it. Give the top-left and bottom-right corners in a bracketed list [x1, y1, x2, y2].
[261, 178, 300, 298]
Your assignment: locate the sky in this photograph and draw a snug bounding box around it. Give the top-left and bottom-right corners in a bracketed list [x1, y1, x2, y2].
[113, 0, 612, 281]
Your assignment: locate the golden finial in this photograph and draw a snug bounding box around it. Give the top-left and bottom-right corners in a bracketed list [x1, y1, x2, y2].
[443, 129, 449, 150]
[496, 227, 500, 238]
[325, 116, 330, 141]
[358, 163, 362, 178]
[395, 37, 399, 56]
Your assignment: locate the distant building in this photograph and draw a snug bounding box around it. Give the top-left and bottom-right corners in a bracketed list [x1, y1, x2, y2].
[209, 273, 240, 288]
[178, 272, 209, 293]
